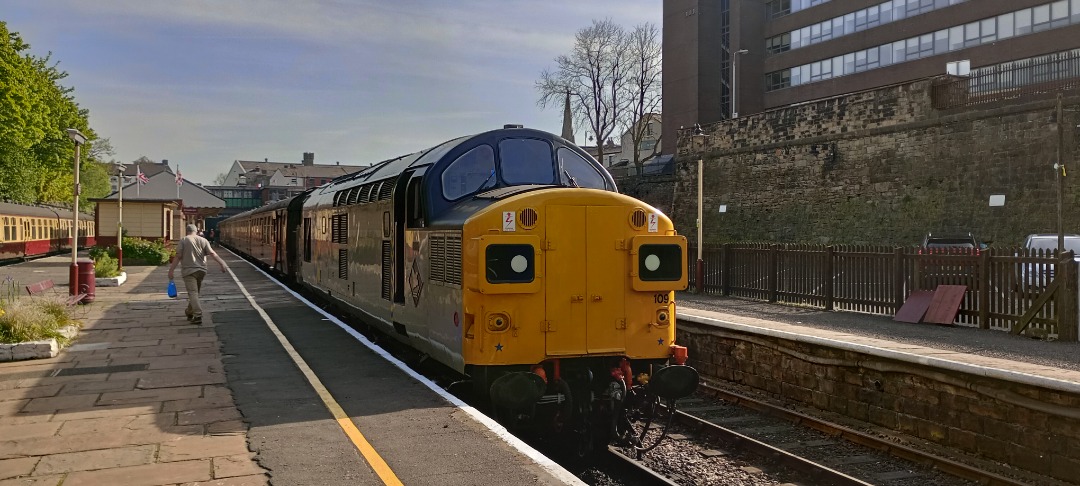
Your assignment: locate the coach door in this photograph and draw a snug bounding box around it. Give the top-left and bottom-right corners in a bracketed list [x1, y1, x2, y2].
[544, 206, 626, 355]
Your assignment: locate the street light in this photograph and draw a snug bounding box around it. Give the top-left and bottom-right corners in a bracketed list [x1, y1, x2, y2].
[66, 128, 86, 297]
[692, 123, 707, 293]
[115, 162, 126, 271]
[731, 49, 749, 119]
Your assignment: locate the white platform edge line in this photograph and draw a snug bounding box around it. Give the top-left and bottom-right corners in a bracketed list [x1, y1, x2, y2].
[680, 312, 1080, 395]
[226, 250, 586, 486]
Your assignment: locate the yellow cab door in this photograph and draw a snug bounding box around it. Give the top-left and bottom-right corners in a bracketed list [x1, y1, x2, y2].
[544, 206, 587, 355]
[586, 206, 626, 353]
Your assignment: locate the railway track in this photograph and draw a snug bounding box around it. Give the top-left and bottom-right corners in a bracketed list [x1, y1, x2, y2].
[604, 381, 1056, 486]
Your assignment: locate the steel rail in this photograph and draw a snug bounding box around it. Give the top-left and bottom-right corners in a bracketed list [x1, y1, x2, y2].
[672, 411, 874, 486]
[606, 446, 682, 486]
[697, 382, 1032, 486]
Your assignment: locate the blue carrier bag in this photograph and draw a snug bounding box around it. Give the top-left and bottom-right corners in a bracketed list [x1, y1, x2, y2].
[167, 280, 177, 298]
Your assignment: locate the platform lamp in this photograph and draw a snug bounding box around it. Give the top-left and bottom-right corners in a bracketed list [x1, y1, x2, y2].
[66, 128, 87, 297]
[692, 123, 709, 293]
[115, 162, 126, 271]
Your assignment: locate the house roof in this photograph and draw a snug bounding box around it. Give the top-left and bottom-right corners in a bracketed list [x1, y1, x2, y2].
[120, 162, 171, 178]
[101, 170, 225, 208]
[236, 160, 367, 180]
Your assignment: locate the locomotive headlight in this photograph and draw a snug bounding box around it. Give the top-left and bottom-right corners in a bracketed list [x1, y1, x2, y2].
[638, 244, 682, 281]
[475, 234, 542, 294]
[485, 244, 534, 283]
[631, 235, 688, 291]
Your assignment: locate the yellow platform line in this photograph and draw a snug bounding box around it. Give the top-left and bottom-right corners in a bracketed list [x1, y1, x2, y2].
[223, 264, 404, 486]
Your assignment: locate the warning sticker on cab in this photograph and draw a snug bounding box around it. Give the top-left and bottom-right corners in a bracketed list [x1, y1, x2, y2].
[503, 211, 516, 232]
[648, 213, 658, 232]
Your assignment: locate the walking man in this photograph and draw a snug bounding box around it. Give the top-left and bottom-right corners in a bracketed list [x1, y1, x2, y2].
[168, 224, 227, 324]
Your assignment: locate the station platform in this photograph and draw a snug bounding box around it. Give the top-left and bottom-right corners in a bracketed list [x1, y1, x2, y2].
[676, 293, 1080, 390]
[0, 252, 581, 486]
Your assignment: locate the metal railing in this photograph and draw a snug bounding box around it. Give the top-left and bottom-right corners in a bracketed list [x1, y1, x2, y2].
[932, 49, 1080, 109]
[687, 244, 1079, 341]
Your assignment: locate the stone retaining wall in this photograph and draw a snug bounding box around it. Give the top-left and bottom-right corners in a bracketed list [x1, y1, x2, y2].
[677, 321, 1080, 482]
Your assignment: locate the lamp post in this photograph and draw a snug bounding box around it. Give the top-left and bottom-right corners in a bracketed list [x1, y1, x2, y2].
[66, 128, 86, 297]
[115, 162, 126, 271]
[692, 124, 707, 293]
[731, 49, 749, 119]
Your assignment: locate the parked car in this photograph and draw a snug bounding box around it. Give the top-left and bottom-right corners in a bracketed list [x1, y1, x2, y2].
[1019, 234, 1080, 287]
[920, 233, 980, 254]
[916, 233, 981, 289]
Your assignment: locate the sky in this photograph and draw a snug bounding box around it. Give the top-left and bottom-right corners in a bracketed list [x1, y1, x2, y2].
[5, 0, 660, 185]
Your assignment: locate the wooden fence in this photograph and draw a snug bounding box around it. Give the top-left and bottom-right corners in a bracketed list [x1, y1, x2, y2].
[687, 244, 1079, 341]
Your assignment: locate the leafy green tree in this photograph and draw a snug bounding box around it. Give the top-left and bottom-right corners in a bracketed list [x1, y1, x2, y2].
[0, 22, 109, 208]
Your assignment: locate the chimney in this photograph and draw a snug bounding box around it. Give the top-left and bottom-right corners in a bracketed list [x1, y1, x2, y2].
[303, 152, 314, 166]
[336, 161, 340, 165]
[162, 159, 168, 165]
[264, 158, 268, 162]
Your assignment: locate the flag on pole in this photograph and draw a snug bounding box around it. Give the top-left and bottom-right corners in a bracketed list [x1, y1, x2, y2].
[136, 168, 149, 184]
[175, 167, 183, 187]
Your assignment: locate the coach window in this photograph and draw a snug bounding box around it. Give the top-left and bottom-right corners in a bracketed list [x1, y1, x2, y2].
[557, 147, 607, 189]
[442, 145, 495, 200]
[499, 138, 555, 185]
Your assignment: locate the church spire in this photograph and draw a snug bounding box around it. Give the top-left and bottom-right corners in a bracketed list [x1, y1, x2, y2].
[561, 90, 575, 143]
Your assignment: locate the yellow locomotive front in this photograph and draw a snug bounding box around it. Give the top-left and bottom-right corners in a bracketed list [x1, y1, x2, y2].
[460, 187, 697, 448]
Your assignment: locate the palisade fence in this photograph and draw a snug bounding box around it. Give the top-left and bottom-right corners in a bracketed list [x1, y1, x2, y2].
[686, 244, 1079, 341]
[931, 48, 1080, 109]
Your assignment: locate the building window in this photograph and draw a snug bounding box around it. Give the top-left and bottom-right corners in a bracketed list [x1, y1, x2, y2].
[768, 0, 1080, 91]
[765, 70, 791, 90]
[779, 0, 970, 53]
[766, 33, 791, 54]
[766, 0, 791, 18]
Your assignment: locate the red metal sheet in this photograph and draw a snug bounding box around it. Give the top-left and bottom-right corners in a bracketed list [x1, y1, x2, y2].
[924, 285, 967, 324]
[894, 290, 934, 323]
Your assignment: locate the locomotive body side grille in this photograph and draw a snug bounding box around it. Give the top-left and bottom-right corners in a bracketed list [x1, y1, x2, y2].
[445, 234, 462, 286]
[381, 241, 392, 300]
[430, 235, 445, 282]
[378, 181, 394, 200]
[338, 249, 348, 279]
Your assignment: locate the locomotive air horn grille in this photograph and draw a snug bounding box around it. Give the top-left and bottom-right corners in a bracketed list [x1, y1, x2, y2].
[519, 208, 538, 229]
[630, 208, 647, 229]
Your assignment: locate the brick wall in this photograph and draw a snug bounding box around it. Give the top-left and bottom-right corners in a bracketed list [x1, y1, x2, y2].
[677, 321, 1080, 481]
[638, 80, 1080, 246]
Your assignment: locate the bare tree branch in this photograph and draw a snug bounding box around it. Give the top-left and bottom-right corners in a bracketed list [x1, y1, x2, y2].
[622, 23, 662, 171]
[536, 19, 633, 161]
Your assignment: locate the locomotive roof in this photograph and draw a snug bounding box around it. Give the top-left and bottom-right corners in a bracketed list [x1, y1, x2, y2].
[0, 202, 94, 221]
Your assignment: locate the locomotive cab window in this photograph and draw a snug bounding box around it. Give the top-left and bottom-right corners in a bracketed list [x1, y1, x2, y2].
[499, 138, 555, 185]
[442, 145, 495, 200]
[557, 147, 607, 189]
[406, 176, 426, 228]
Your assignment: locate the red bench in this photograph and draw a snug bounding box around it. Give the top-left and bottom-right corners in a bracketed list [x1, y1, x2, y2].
[25, 279, 86, 306]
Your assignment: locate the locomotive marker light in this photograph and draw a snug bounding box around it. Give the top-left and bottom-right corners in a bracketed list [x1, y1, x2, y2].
[66, 128, 87, 297]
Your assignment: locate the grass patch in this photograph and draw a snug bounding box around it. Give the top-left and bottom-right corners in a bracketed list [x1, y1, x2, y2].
[0, 295, 82, 344]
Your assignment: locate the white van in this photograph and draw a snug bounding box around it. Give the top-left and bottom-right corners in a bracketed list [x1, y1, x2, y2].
[1021, 234, 1080, 287]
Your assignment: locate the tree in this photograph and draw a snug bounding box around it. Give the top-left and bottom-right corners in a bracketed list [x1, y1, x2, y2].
[621, 23, 663, 173]
[537, 19, 631, 161]
[0, 22, 108, 208]
[213, 172, 228, 186]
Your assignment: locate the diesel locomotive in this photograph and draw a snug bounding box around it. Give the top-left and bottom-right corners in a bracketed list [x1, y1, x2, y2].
[219, 126, 698, 451]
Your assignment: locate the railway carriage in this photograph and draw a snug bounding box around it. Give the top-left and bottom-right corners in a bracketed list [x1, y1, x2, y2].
[220, 126, 698, 450]
[0, 202, 96, 261]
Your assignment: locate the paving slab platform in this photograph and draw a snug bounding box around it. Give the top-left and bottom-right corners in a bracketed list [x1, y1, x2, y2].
[0, 253, 580, 486]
